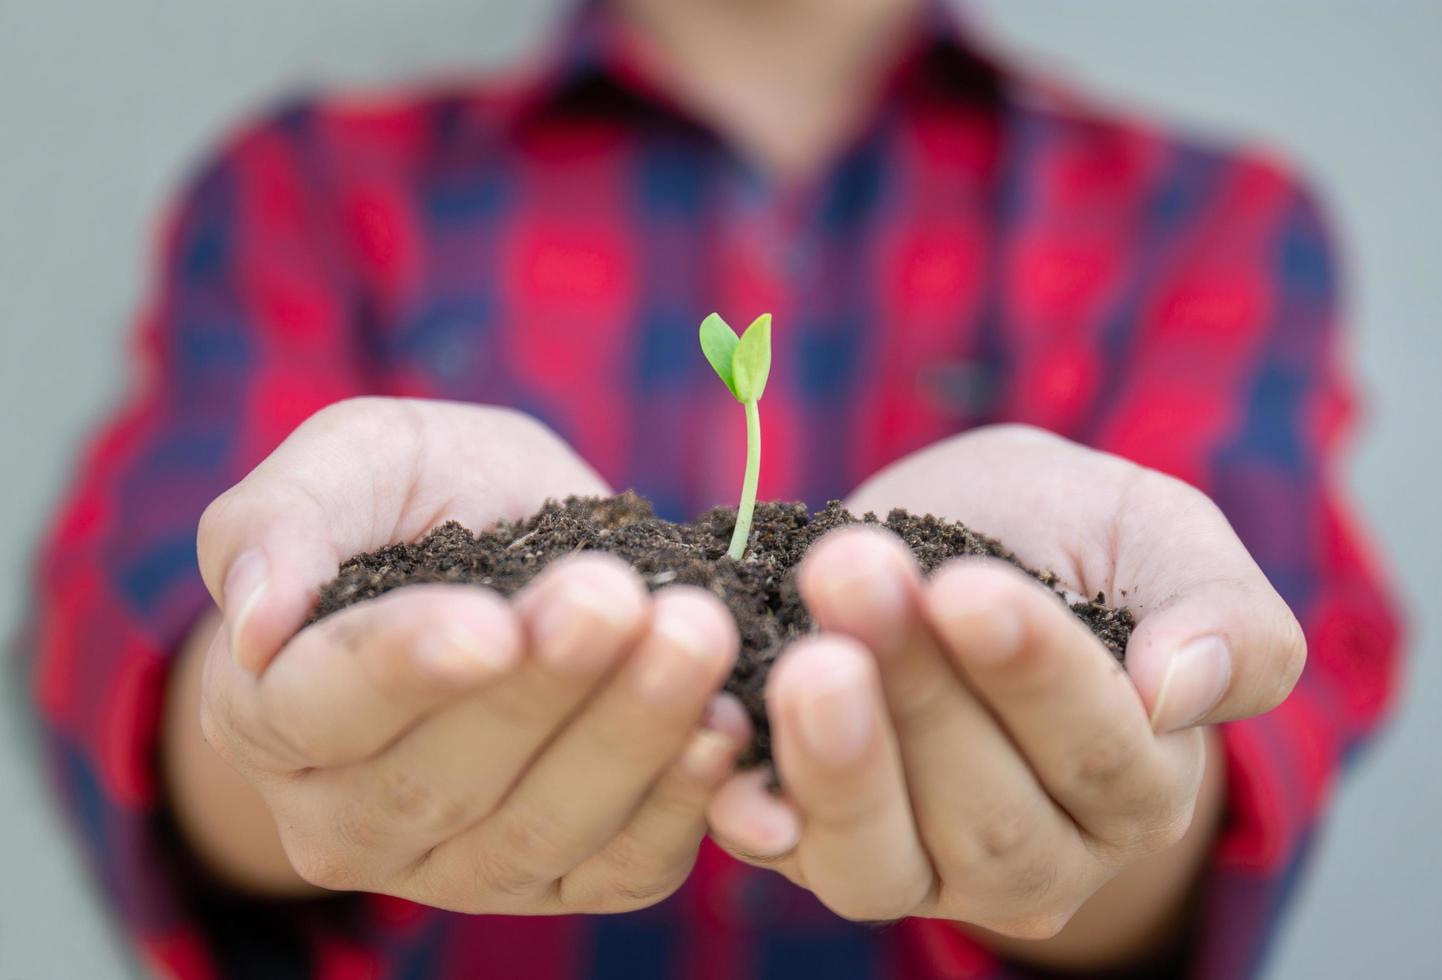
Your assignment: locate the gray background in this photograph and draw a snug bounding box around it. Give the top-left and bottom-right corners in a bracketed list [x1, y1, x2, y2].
[1, 1, 1437, 977]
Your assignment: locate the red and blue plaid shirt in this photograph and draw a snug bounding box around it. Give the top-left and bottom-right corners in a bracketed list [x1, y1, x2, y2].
[24, 2, 1403, 977]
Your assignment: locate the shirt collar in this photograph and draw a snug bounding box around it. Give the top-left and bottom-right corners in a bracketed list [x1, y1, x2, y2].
[508, 0, 1007, 127]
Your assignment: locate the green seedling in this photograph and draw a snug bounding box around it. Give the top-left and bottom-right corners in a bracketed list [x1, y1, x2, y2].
[700, 312, 772, 560]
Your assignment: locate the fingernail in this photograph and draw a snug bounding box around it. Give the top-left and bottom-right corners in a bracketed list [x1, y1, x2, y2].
[931, 590, 1023, 665]
[532, 581, 633, 671]
[633, 611, 716, 702]
[815, 564, 908, 623]
[415, 623, 517, 682]
[1150, 635, 1232, 733]
[224, 549, 268, 671]
[679, 729, 736, 782]
[744, 770, 802, 855]
[795, 658, 874, 767]
[703, 692, 750, 740]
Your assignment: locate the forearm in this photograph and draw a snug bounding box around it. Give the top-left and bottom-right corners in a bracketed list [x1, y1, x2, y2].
[161, 611, 317, 897]
[964, 728, 1226, 972]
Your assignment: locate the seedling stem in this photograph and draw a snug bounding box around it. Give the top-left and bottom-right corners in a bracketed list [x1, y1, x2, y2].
[731, 399, 761, 560]
[698, 312, 773, 561]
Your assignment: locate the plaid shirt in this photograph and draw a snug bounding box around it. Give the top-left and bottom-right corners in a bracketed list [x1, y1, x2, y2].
[24, 2, 1402, 977]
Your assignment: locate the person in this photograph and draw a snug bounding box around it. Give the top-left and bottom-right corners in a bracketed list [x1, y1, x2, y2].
[24, 0, 1402, 977]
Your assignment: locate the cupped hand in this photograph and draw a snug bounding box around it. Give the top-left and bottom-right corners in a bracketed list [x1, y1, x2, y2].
[195, 398, 750, 914]
[707, 424, 1304, 939]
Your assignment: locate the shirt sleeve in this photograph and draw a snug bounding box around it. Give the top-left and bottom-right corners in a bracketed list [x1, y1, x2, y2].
[19, 103, 374, 978]
[902, 151, 1403, 980]
[1086, 155, 1404, 979]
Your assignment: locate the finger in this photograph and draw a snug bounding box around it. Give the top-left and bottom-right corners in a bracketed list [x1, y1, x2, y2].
[841, 426, 1308, 735]
[196, 398, 608, 675]
[447, 587, 738, 895]
[240, 584, 523, 769]
[561, 694, 752, 911]
[925, 560, 1202, 848]
[769, 636, 934, 922]
[798, 525, 971, 742]
[1125, 574, 1306, 733]
[708, 768, 803, 868]
[797, 529, 1090, 902]
[199, 501, 339, 678]
[196, 399, 441, 676]
[321, 553, 650, 858]
[1097, 474, 1307, 733]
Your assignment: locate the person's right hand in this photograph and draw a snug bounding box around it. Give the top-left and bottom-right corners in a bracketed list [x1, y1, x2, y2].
[193, 397, 750, 914]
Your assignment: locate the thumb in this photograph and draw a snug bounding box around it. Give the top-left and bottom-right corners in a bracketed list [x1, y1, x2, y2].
[198, 481, 343, 677]
[196, 399, 427, 675]
[1125, 576, 1307, 734]
[197, 398, 611, 675]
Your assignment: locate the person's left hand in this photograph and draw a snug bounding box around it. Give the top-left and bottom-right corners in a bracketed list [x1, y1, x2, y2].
[705, 425, 1305, 941]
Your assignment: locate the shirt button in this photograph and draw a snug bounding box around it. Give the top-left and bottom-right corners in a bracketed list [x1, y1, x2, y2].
[919, 357, 996, 416]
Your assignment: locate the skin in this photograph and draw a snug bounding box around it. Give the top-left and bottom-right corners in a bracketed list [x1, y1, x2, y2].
[168, 404, 1300, 971]
[705, 427, 1298, 968]
[613, 0, 923, 181]
[170, 400, 755, 911]
[164, 0, 1304, 967]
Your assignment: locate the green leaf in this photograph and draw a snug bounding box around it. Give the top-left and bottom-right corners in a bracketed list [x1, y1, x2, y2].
[699, 312, 740, 399]
[731, 313, 772, 404]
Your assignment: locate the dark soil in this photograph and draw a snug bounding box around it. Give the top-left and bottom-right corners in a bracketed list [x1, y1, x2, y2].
[308, 493, 1133, 766]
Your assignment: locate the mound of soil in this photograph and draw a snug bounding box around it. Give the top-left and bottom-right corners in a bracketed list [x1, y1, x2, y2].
[308, 493, 1133, 765]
